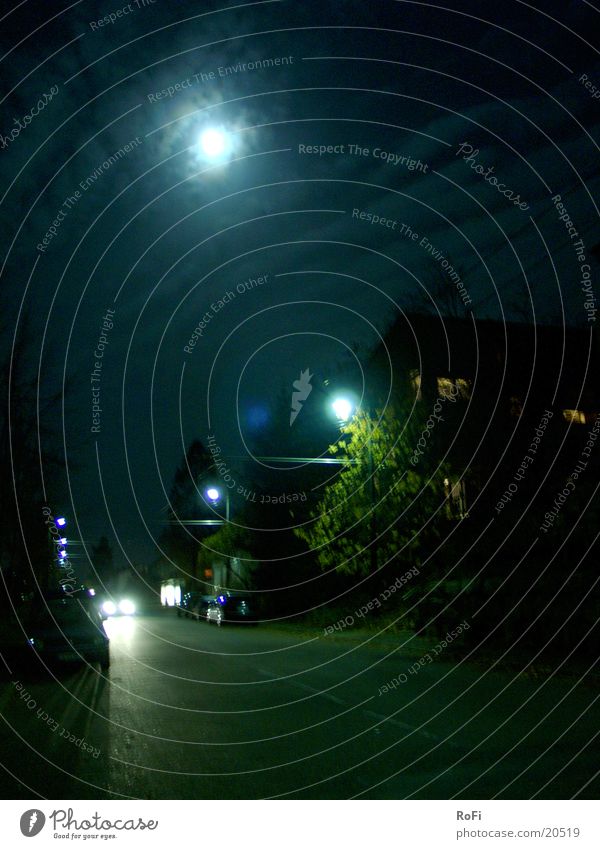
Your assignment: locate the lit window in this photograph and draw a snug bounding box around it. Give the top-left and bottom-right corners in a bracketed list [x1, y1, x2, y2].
[562, 409, 586, 425]
[437, 377, 471, 401]
[409, 369, 422, 400]
[160, 584, 181, 607]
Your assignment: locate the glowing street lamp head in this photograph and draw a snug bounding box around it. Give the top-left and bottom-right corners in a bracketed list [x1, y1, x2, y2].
[56, 517, 66, 527]
[199, 128, 227, 158]
[206, 487, 220, 502]
[332, 398, 353, 422]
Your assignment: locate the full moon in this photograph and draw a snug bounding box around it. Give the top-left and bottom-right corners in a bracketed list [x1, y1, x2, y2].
[199, 128, 227, 158]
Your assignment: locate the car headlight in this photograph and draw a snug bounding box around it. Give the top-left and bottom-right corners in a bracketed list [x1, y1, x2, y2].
[102, 600, 117, 616]
[118, 599, 135, 615]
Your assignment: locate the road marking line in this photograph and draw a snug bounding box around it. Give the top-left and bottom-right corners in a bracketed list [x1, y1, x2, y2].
[292, 681, 347, 705]
[255, 668, 348, 705]
[363, 709, 462, 748]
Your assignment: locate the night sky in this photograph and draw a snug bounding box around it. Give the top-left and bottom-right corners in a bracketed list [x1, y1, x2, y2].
[2, 0, 598, 575]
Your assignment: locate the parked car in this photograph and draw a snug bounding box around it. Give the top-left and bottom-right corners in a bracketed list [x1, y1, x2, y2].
[190, 595, 213, 621]
[176, 592, 208, 619]
[26, 596, 109, 669]
[206, 594, 258, 626]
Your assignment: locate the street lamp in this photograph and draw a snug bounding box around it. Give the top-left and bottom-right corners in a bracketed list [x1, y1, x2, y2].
[205, 487, 231, 591]
[332, 398, 378, 572]
[205, 487, 230, 522]
[332, 397, 354, 422]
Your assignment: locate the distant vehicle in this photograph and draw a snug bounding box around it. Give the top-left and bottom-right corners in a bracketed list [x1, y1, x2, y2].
[100, 597, 136, 618]
[206, 594, 258, 626]
[26, 596, 109, 669]
[177, 593, 213, 620]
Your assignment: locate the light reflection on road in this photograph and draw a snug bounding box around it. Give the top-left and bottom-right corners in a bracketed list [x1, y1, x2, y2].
[103, 615, 136, 646]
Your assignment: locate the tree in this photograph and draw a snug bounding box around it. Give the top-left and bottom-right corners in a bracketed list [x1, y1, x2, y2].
[0, 313, 67, 597]
[197, 521, 259, 591]
[159, 439, 214, 575]
[294, 403, 449, 577]
[90, 535, 115, 585]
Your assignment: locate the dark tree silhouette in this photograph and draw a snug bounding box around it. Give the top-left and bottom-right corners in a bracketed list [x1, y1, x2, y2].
[159, 439, 213, 577]
[0, 313, 67, 599]
[90, 535, 115, 586]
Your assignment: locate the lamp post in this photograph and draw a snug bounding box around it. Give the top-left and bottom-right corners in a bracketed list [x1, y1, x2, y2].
[205, 487, 231, 590]
[332, 398, 378, 573]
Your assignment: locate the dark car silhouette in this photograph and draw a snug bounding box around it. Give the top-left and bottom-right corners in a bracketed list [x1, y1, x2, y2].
[177, 592, 213, 620]
[26, 597, 109, 669]
[206, 594, 258, 626]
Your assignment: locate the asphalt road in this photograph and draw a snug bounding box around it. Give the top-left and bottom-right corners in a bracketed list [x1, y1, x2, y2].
[0, 612, 598, 799]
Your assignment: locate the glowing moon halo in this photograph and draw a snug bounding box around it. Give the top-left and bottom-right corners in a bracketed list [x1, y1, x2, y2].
[199, 128, 227, 158]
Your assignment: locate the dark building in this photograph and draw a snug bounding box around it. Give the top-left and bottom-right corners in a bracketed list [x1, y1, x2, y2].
[350, 313, 600, 648]
[366, 313, 600, 519]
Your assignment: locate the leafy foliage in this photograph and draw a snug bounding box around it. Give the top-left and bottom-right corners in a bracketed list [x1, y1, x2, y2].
[295, 403, 449, 576]
[159, 439, 213, 572]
